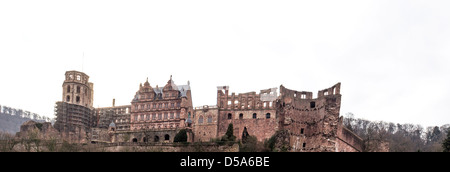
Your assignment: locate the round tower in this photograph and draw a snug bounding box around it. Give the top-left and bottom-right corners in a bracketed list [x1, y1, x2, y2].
[62, 70, 94, 107]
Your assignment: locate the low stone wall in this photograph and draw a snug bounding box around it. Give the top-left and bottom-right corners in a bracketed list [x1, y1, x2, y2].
[98, 142, 239, 152]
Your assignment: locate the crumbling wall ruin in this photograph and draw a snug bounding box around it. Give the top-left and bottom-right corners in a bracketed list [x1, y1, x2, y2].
[216, 86, 278, 142]
[277, 83, 362, 152]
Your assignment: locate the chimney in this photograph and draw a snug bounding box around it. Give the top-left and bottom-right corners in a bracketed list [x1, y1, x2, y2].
[112, 98, 115, 107]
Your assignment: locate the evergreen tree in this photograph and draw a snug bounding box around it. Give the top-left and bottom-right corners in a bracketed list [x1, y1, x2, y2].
[443, 129, 450, 152]
[221, 123, 236, 142]
[174, 129, 187, 142]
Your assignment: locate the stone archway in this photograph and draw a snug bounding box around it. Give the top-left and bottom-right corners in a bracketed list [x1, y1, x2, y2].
[164, 134, 170, 141]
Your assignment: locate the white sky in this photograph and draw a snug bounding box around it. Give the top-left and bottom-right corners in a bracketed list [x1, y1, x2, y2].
[1, 0, 449, 127]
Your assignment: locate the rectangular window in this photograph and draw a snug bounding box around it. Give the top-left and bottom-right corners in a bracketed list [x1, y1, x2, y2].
[170, 113, 174, 119]
[158, 113, 162, 120]
[176, 112, 180, 118]
[207, 116, 212, 123]
[310, 102, 315, 108]
[301, 128, 304, 134]
[164, 113, 168, 119]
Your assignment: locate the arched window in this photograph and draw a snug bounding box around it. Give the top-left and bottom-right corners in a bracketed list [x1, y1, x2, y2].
[164, 134, 170, 141]
[143, 137, 148, 143]
[154, 136, 159, 142]
[66, 85, 71, 93]
[207, 116, 212, 123]
[76, 86, 80, 93]
[227, 113, 232, 119]
[132, 138, 138, 143]
[266, 113, 271, 119]
[252, 113, 257, 119]
[66, 95, 70, 102]
[239, 113, 243, 119]
[76, 96, 80, 103]
[198, 116, 204, 124]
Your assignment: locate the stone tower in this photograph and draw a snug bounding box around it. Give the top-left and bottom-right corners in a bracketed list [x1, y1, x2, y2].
[54, 70, 95, 142]
[62, 70, 94, 107]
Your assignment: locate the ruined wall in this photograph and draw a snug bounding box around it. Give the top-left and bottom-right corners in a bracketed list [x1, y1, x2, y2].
[95, 104, 131, 131]
[278, 83, 350, 152]
[16, 120, 61, 140]
[336, 125, 363, 152]
[193, 105, 219, 142]
[215, 86, 279, 142]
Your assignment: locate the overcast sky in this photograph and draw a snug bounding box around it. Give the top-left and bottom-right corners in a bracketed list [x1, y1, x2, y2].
[1, 0, 449, 127]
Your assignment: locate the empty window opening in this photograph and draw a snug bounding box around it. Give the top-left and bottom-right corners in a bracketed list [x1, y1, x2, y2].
[301, 128, 304, 134]
[76, 86, 80, 93]
[310, 102, 315, 108]
[228, 100, 231, 105]
[164, 134, 170, 141]
[264, 102, 267, 108]
[269, 102, 273, 107]
[239, 113, 243, 119]
[154, 136, 159, 142]
[143, 137, 148, 143]
[132, 138, 138, 143]
[301, 94, 306, 99]
[234, 100, 238, 104]
[66, 95, 70, 102]
[333, 88, 336, 95]
[252, 113, 257, 119]
[227, 113, 232, 119]
[324, 91, 328, 96]
[67, 85, 71, 93]
[266, 113, 271, 119]
[76, 96, 80, 103]
[76, 75, 81, 81]
[303, 143, 306, 148]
